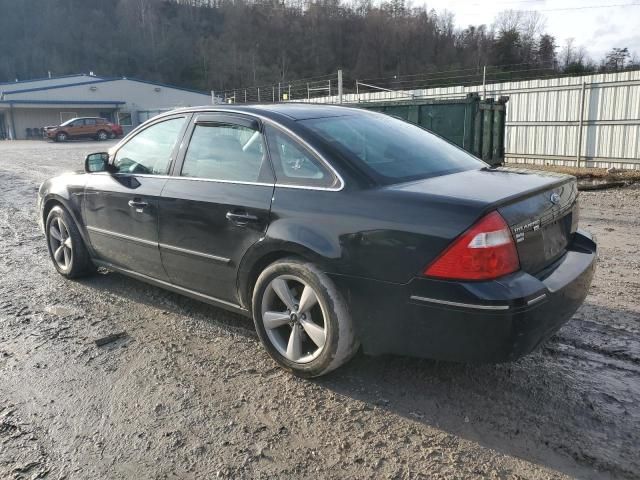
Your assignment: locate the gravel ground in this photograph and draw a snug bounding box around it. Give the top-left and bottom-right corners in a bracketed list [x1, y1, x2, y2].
[0, 140, 639, 480]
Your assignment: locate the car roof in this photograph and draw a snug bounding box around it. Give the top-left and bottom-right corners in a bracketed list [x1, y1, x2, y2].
[64, 117, 104, 121]
[167, 103, 366, 122]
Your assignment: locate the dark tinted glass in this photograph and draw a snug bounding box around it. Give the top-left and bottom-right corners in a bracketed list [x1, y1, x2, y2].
[264, 125, 336, 188]
[113, 117, 185, 175]
[300, 113, 485, 184]
[182, 123, 269, 182]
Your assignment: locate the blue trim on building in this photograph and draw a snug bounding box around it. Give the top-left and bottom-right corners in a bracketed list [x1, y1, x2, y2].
[0, 74, 100, 86]
[3, 77, 209, 96]
[0, 100, 125, 105]
[3, 79, 115, 94]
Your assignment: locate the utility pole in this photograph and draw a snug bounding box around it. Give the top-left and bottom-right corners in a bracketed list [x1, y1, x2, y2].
[337, 69, 343, 104]
[482, 65, 487, 100]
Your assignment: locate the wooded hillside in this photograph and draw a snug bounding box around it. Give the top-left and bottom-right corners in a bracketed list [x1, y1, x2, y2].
[0, 0, 635, 91]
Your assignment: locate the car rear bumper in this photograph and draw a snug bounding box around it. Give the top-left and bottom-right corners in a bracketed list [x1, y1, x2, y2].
[329, 229, 597, 363]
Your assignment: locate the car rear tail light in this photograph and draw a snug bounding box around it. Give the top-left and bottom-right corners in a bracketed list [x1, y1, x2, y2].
[423, 211, 520, 281]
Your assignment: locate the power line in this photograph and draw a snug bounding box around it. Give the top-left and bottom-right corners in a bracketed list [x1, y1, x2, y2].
[446, 2, 640, 15]
[531, 2, 640, 12]
[356, 61, 556, 83]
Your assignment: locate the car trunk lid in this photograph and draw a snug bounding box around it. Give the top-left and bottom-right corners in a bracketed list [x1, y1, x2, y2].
[388, 167, 579, 275]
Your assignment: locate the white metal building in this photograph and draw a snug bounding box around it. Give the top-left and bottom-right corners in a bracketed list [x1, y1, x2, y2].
[0, 74, 212, 140]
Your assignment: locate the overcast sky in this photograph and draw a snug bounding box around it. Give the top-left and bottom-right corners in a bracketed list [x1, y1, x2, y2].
[422, 0, 640, 62]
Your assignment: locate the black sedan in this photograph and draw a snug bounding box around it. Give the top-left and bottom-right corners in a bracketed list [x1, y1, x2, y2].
[37, 104, 597, 377]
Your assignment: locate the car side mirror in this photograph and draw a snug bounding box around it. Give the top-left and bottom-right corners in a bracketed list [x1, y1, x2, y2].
[85, 152, 110, 173]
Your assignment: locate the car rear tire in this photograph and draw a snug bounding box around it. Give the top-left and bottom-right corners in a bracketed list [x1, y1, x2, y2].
[252, 258, 359, 377]
[55, 132, 68, 142]
[97, 130, 108, 141]
[45, 206, 94, 278]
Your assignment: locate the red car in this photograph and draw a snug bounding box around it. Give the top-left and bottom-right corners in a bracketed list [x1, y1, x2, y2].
[108, 122, 123, 139]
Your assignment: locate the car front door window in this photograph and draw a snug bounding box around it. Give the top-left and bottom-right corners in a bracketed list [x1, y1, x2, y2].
[113, 118, 185, 175]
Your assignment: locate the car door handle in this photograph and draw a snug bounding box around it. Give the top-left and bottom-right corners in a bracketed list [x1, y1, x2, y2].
[128, 199, 148, 208]
[226, 211, 259, 225]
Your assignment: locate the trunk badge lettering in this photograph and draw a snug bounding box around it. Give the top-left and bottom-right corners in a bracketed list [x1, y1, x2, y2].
[512, 219, 541, 234]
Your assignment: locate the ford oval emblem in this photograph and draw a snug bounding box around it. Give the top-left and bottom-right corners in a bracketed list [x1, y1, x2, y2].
[550, 192, 561, 204]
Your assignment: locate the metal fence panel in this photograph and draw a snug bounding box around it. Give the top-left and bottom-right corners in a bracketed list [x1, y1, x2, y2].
[301, 69, 640, 169]
[358, 95, 506, 165]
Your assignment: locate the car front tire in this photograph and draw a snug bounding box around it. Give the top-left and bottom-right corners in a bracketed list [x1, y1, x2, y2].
[55, 132, 67, 142]
[45, 206, 94, 278]
[252, 258, 359, 377]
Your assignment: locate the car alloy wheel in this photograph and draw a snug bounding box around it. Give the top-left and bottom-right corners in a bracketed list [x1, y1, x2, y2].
[56, 132, 67, 141]
[260, 274, 327, 363]
[97, 130, 108, 141]
[48, 216, 73, 271]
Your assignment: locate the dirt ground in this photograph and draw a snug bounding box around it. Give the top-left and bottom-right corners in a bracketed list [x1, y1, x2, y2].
[0, 140, 638, 480]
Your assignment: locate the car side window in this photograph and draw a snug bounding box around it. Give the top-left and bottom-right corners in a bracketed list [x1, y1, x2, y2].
[85, 119, 96, 126]
[181, 123, 270, 183]
[264, 124, 336, 188]
[113, 117, 185, 175]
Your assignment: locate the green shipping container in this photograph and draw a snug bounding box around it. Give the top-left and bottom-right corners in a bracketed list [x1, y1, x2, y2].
[358, 93, 508, 166]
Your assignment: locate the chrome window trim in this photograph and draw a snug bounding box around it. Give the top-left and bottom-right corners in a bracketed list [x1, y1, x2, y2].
[133, 108, 345, 191]
[88, 171, 340, 192]
[105, 108, 346, 191]
[87, 225, 157, 247]
[410, 295, 510, 311]
[89, 171, 272, 187]
[159, 243, 230, 264]
[262, 122, 345, 192]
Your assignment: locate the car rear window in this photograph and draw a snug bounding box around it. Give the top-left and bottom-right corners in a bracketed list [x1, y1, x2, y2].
[299, 113, 485, 184]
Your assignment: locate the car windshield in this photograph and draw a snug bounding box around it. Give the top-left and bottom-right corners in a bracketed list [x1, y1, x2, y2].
[299, 113, 486, 184]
